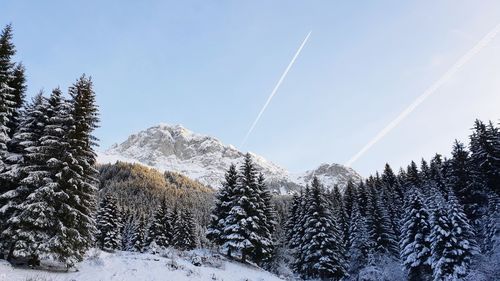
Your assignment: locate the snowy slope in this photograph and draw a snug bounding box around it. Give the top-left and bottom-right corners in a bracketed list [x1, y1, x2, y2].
[98, 124, 361, 192]
[0, 249, 283, 281]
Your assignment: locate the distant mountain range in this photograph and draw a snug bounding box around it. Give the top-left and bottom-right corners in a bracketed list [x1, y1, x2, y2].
[97, 124, 362, 193]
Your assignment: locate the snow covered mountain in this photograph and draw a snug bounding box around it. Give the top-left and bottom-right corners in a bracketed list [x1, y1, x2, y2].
[97, 124, 362, 192]
[291, 163, 362, 189]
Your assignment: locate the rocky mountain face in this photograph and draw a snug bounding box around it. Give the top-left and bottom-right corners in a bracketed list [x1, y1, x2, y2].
[97, 124, 362, 193]
[291, 163, 362, 189]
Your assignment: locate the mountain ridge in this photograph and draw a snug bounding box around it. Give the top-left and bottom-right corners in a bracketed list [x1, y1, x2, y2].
[97, 123, 362, 193]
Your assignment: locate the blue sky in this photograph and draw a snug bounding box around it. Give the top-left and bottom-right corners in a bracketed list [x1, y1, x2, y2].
[2, 1, 500, 176]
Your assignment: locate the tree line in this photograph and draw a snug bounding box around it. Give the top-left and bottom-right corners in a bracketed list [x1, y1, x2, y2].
[206, 119, 499, 281]
[284, 120, 499, 280]
[95, 193, 197, 253]
[97, 162, 215, 249]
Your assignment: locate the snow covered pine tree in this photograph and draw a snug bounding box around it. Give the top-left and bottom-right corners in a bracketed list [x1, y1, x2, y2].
[430, 193, 476, 281]
[400, 190, 432, 281]
[207, 163, 238, 248]
[300, 177, 347, 280]
[0, 93, 46, 263]
[132, 216, 147, 253]
[147, 199, 172, 250]
[347, 200, 371, 275]
[220, 154, 275, 264]
[67, 75, 100, 258]
[0, 24, 27, 259]
[96, 193, 122, 251]
[173, 208, 196, 251]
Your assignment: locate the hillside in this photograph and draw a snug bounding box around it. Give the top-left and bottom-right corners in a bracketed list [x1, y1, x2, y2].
[97, 162, 214, 235]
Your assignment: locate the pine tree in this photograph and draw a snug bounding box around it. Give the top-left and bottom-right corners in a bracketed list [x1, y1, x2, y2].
[448, 140, 488, 230]
[430, 192, 477, 281]
[420, 159, 441, 204]
[120, 210, 135, 251]
[0, 93, 48, 261]
[206, 164, 237, 246]
[67, 75, 99, 257]
[356, 181, 369, 217]
[485, 121, 500, 196]
[0, 26, 21, 243]
[329, 185, 349, 250]
[406, 161, 422, 192]
[429, 154, 447, 196]
[1, 89, 65, 264]
[420, 159, 431, 181]
[382, 163, 404, 203]
[173, 208, 196, 251]
[254, 173, 276, 263]
[400, 191, 432, 281]
[35, 88, 82, 265]
[365, 183, 399, 258]
[381, 164, 399, 189]
[483, 193, 500, 255]
[169, 205, 179, 241]
[132, 216, 146, 253]
[0, 24, 16, 168]
[429, 201, 453, 281]
[397, 167, 408, 193]
[290, 187, 309, 273]
[285, 192, 301, 244]
[381, 163, 404, 241]
[470, 120, 500, 196]
[448, 140, 471, 197]
[146, 199, 172, 248]
[221, 153, 268, 263]
[343, 180, 357, 224]
[6, 63, 26, 141]
[348, 200, 371, 276]
[0, 28, 25, 228]
[300, 177, 347, 280]
[466, 120, 499, 250]
[96, 193, 121, 251]
[258, 173, 277, 235]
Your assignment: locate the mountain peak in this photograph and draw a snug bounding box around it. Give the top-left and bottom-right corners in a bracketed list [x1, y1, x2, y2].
[291, 162, 362, 188]
[146, 123, 198, 141]
[98, 124, 362, 193]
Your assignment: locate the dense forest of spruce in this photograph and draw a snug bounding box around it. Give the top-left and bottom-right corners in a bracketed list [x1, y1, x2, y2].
[280, 120, 500, 281]
[0, 24, 499, 281]
[97, 162, 215, 250]
[204, 123, 500, 281]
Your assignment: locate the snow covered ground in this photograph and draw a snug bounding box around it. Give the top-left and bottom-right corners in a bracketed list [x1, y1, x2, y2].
[0, 249, 283, 281]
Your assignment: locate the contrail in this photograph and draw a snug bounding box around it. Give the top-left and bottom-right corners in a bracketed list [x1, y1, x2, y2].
[345, 23, 500, 167]
[241, 31, 312, 147]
